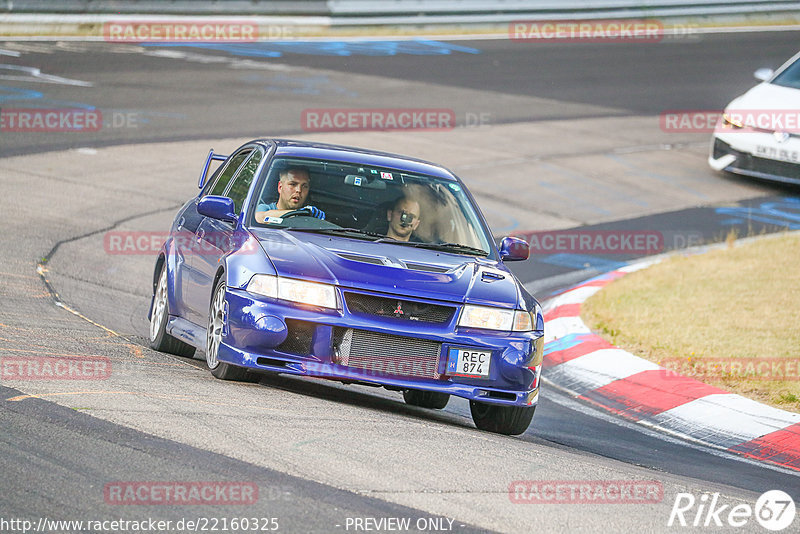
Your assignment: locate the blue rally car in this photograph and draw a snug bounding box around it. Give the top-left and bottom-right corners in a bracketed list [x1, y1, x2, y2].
[148, 139, 544, 435]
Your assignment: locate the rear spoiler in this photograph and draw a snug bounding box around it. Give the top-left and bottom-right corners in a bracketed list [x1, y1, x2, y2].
[198, 149, 229, 189]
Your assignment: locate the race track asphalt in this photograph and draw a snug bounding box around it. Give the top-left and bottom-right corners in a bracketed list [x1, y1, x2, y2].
[1, 30, 799, 532]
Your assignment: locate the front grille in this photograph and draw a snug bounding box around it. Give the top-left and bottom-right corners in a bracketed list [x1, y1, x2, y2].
[275, 319, 314, 356]
[735, 154, 799, 178]
[344, 292, 455, 324]
[714, 139, 799, 179]
[335, 328, 443, 379]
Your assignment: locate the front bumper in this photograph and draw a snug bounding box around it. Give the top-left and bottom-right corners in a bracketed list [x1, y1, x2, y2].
[709, 132, 800, 185]
[217, 287, 543, 407]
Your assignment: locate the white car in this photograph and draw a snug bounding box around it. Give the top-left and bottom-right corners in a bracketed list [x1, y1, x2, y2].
[709, 51, 800, 185]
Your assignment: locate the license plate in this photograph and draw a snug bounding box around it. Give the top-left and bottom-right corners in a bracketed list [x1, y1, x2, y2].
[755, 145, 800, 163]
[447, 348, 491, 378]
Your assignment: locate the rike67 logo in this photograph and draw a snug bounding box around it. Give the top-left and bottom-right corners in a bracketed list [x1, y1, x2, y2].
[668, 490, 795, 531]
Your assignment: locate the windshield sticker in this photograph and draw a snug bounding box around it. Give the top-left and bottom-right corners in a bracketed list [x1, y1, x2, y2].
[353, 176, 363, 186]
[380, 171, 393, 180]
[449, 183, 461, 192]
[265, 216, 284, 224]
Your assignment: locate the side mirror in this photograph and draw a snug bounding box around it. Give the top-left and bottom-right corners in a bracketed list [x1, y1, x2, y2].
[754, 68, 774, 82]
[499, 236, 529, 261]
[198, 195, 237, 223]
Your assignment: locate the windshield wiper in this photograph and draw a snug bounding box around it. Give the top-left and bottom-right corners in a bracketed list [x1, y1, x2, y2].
[386, 241, 489, 256]
[286, 227, 387, 241]
[284, 228, 489, 256]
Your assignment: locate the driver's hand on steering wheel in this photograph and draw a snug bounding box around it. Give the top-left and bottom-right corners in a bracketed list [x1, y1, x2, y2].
[302, 206, 326, 220]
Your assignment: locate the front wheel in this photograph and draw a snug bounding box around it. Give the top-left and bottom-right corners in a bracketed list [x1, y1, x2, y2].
[403, 389, 450, 409]
[469, 401, 535, 436]
[206, 278, 253, 381]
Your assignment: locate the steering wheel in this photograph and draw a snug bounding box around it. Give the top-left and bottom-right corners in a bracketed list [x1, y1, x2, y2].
[280, 209, 314, 219]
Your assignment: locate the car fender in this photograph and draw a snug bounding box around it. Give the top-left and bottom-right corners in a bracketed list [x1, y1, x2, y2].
[147, 237, 182, 321]
[220, 227, 278, 292]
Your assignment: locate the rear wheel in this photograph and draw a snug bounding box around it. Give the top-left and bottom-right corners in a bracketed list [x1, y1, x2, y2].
[403, 389, 450, 410]
[206, 278, 253, 381]
[149, 264, 195, 358]
[469, 401, 535, 435]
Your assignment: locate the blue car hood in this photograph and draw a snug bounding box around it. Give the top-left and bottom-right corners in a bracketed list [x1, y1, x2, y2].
[252, 229, 522, 308]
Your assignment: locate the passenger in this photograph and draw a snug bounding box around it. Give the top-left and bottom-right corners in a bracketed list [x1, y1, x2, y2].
[256, 168, 325, 221]
[386, 196, 422, 242]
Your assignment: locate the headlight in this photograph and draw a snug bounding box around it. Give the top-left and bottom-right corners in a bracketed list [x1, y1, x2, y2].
[512, 310, 534, 332]
[512, 303, 542, 332]
[721, 112, 744, 129]
[246, 274, 337, 309]
[458, 305, 515, 331]
[278, 278, 337, 308]
[246, 274, 278, 298]
[458, 304, 540, 332]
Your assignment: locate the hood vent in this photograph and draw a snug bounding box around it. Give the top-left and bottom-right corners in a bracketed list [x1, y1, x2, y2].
[481, 270, 506, 282]
[405, 262, 451, 273]
[335, 252, 386, 266]
[335, 251, 452, 273]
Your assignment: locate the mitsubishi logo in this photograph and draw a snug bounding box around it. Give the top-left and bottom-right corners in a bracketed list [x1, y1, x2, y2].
[393, 302, 404, 317]
[774, 131, 790, 144]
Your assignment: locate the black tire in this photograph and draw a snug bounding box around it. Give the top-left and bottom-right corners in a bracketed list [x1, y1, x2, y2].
[469, 401, 535, 436]
[403, 389, 450, 410]
[149, 263, 196, 358]
[206, 277, 255, 382]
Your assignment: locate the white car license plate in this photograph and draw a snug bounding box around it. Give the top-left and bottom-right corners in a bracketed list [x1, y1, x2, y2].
[755, 145, 800, 164]
[447, 348, 491, 378]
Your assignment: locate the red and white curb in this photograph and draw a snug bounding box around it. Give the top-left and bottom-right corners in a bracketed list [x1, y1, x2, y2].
[542, 260, 800, 472]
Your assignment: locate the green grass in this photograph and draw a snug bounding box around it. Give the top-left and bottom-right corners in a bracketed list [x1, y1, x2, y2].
[582, 233, 800, 412]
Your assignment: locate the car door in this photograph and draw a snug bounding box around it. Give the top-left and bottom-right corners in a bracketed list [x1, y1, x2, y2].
[182, 147, 254, 325]
[170, 197, 206, 320]
[172, 157, 230, 321]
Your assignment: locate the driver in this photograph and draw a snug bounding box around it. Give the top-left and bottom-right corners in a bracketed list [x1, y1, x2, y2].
[255, 167, 325, 222]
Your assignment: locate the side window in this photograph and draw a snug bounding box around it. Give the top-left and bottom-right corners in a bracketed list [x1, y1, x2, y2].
[207, 149, 251, 197]
[225, 150, 263, 214]
[201, 164, 223, 196]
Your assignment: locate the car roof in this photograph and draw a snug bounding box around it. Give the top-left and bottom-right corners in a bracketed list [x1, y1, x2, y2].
[251, 138, 459, 182]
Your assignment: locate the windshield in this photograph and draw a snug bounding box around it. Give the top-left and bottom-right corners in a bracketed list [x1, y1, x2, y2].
[248, 156, 492, 255]
[772, 57, 800, 89]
